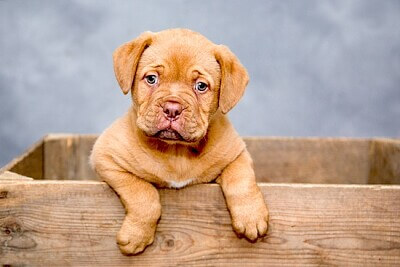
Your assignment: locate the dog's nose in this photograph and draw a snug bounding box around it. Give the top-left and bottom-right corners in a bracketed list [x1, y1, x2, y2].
[163, 101, 183, 120]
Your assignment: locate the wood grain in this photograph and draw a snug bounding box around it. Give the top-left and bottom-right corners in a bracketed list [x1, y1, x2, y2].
[369, 139, 400, 184]
[41, 135, 374, 183]
[8, 135, 391, 184]
[245, 137, 371, 184]
[0, 137, 44, 179]
[1, 181, 399, 266]
[44, 134, 98, 180]
[3, 135, 400, 184]
[0, 171, 33, 181]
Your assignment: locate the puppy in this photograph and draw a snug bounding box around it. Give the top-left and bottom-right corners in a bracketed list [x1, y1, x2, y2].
[90, 29, 269, 255]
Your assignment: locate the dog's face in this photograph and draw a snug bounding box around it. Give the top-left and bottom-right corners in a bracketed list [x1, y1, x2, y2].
[113, 29, 249, 143]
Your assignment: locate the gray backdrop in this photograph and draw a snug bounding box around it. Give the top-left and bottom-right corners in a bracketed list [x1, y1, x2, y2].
[1, 0, 399, 166]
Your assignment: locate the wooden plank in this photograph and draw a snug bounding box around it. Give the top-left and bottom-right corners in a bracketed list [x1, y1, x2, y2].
[0, 138, 44, 179]
[5, 134, 400, 184]
[0, 171, 34, 181]
[1, 181, 399, 266]
[245, 137, 371, 184]
[368, 139, 400, 184]
[42, 135, 375, 183]
[44, 134, 98, 180]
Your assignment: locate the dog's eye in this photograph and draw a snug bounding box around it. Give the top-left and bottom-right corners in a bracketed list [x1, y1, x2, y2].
[195, 82, 208, 92]
[145, 75, 158, 85]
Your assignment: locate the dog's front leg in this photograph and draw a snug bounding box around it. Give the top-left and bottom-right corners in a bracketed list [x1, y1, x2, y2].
[217, 149, 269, 241]
[100, 170, 161, 255]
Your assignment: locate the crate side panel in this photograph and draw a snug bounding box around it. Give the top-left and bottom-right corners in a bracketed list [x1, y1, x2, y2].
[246, 138, 370, 184]
[0, 139, 44, 179]
[44, 135, 98, 180]
[369, 139, 400, 184]
[0, 182, 399, 266]
[0, 171, 34, 181]
[42, 136, 373, 184]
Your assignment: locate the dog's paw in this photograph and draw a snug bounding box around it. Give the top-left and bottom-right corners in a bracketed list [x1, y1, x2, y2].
[229, 196, 269, 241]
[116, 216, 157, 255]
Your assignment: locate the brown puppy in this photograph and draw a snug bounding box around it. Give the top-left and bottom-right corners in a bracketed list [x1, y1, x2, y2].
[90, 29, 269, 255]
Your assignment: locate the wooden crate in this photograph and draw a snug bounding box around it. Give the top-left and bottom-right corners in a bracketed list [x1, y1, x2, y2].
[0, 134, 399, 266]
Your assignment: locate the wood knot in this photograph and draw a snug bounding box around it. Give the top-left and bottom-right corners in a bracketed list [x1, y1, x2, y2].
[159, 234, 180, 252]
[0, 191, 7, 199]
[155, 232, 193, 253]
[166, 239, 174, 247]
[1, 218, 22, 234]
[1, 216, 37, 250]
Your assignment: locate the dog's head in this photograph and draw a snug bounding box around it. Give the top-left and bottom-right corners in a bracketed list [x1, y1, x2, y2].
[113, 29, 249, 143]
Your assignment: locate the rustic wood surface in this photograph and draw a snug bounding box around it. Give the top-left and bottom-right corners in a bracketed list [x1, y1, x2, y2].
[0, 171, 33, 181]
[369, 139, 400, 184]
[40, 135, 400, 184]
[1, 181, 399, 266]
[44, 134, 98, 181]
[45, 135, 373, 183]
[245, 137, 371, 184]
[0, 137, 44, 179]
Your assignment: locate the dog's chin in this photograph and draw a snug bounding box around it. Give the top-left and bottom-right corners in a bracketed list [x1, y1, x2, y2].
[143, 129, 199, 144]
[156, 129, 184, 141]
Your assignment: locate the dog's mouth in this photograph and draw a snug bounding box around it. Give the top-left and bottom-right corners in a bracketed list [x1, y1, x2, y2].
[155, 129, 184, 141]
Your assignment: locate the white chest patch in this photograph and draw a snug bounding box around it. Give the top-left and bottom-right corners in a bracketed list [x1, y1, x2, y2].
[168, 178, 194, 189]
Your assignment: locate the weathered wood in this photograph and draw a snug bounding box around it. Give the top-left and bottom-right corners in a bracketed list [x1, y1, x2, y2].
[1, 181, 399, 266]
[0, 171, 33, 181]
[44, 134, 98, 180]
[12, 134, 394, 183]
[369, 138, 400, 184]
[41, 135, 399, 184]
[0, 138, 44, 179]
[245, 137, 371, 184]
[2, 135, 400, 184]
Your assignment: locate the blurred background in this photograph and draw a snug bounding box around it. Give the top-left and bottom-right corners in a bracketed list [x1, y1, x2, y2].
[0, 0, 399, 166]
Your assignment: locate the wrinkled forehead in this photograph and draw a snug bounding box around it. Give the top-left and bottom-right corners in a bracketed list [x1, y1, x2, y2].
[138, 39, 221, 81]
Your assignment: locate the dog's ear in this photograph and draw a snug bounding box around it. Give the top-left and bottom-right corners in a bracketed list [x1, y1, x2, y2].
[113, 32, 154, 94]
[214, 45, 249, 114]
